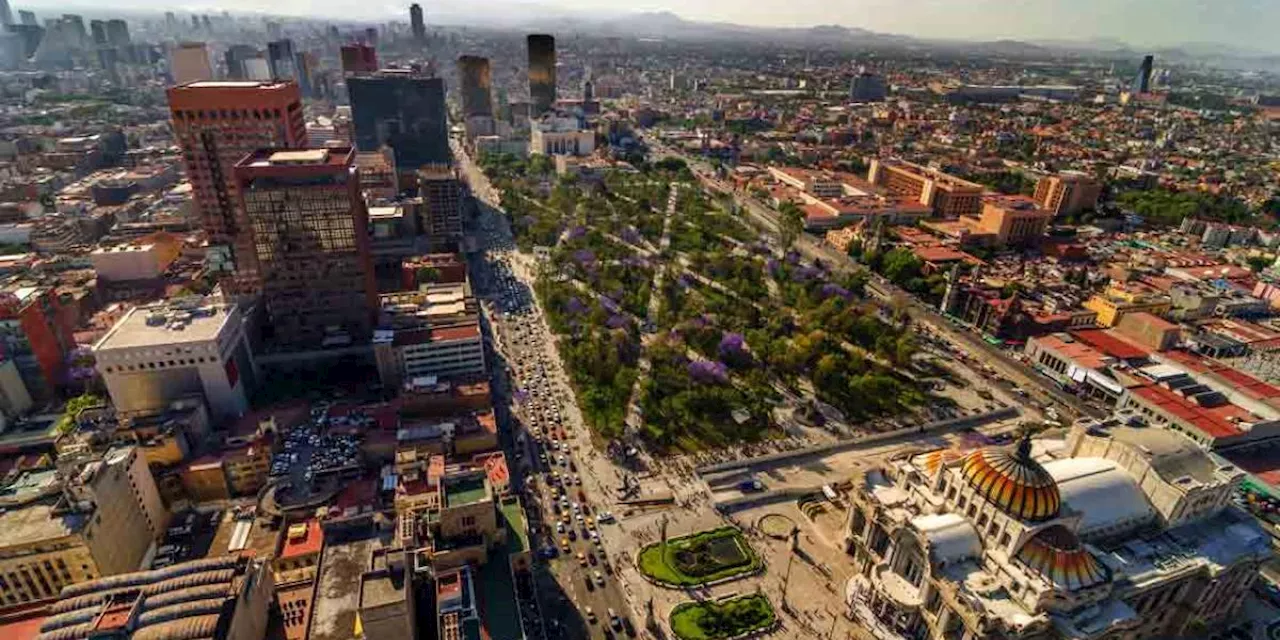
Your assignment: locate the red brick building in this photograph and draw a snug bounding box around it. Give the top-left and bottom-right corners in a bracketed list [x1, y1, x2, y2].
[166, 81, 306, 291]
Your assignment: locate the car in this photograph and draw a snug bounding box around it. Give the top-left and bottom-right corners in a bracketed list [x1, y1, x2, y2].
[577, 552, 587, 566]
[568, 529, 577, 541]
[587, 552, 597, 566]
[586, 607, 597, 624]
[560, 537, 570, 551]
[609, 609, 622, 630]
[584, 574, 595, 591]
[556, 522, 565, 534]
[598, 511, 615, 523]
[595, 570, 606, 586]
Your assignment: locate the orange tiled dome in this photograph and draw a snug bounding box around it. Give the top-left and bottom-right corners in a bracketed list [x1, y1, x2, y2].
[960, 438, 1061, 522]
[1016, 525, 1110, 591]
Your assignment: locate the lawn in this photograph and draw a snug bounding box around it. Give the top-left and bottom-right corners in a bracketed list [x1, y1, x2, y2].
[669, 594, 777, 640]
[637, 527, 760, 586]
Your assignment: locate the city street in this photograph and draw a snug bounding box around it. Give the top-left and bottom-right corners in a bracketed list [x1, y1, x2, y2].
[461, 139, 638, 639]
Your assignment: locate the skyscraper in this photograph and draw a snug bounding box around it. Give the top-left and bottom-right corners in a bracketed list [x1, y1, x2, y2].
[409, 4, 425, 40]
[1134, 55, 1154, 93]
[341, 43, 378, 74]
[527, 34, 556, 115]
[458, 55, 493, 117]
[60, 14, 86, 48]
[347, 69, 449, 173]
[223, 44, 260, 80]
[105, 19, 130, 47]
[266, 39, 296, 80]
[169, 42, 213, 84]
[0, 0, 13, 29]
[166, 81, 306, 288]
[234, 147, 377, 347]
[89, 19, 106, 46]
[18, 10, 35, 26]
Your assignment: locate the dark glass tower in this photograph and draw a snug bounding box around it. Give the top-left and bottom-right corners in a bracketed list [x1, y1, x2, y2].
[527, 34, 556, 115]
[1134, 55, 1153, 93]
[347, 69, 450, 170]
[458, 55, 493, 117]
[409, 3, 425, 40]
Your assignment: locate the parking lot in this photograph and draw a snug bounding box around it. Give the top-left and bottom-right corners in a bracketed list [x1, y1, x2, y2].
[269, 403, 364, 494]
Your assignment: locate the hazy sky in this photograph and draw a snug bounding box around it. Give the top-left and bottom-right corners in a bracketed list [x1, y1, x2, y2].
[21, 0, 1280, 52]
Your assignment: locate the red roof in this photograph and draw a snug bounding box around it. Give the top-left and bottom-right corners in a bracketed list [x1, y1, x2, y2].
[1130, 384, 1247, 439]
[1161, 350, 1280, 401]
[1070, 329, 1151, 359]
[0, 611, 47, 640]
[280, 520, 324, 559]
[334, 479, 377, 511]
[476, 452, 509, 487]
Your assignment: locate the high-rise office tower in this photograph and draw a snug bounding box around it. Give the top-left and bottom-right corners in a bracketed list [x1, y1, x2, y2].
[89, 19, 106, 46]
[61, 14, 86, 47]
[169, 42, 213, 84]
[527, 34, 556, 115]
[458, 55, 493, 117]
[266, 39, 296, 80]
[347, 69, 449, 173]
[341, 43, 378, 74]
[200, 14, 211, 32]
[166, 81, 306, 288]
[1134, 55, 1154, 93]
[18, 10, 35, 26]
[294, 51, 316, 98]
[583, 79, 594, 102]
[409, 3, 425, 40]
[224, 44, 260, 80]
[0, 0, 13, 28]
[105, 19, 130, 47]
[163, 11, 175, 29]
[364, 26, 378, 45]
[234, 147, 377, 347]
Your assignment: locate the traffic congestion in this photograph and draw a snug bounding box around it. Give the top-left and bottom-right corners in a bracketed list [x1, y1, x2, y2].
[468, 183, 635, 639]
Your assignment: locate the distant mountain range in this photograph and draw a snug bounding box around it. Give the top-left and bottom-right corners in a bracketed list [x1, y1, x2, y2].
[435, 8, 1279, 70]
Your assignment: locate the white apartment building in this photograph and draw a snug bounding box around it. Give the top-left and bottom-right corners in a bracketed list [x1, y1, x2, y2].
[93, 298, 255, 423]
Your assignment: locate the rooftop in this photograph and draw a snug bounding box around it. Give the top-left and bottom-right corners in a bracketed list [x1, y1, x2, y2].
[280, 520, 325, 560]
[444, 475, 489, 508]
[1129, 383, 1251, 439]
[311, 536, 379, 640]
[499, 497, 529, 553]
[93, 300, 237, 350]
[1035, 334, 1113, 371]
[238, 147, 353, 170]
[1070, 329, 1151, 360]
[39, 556, 253, 639]
[0, 498, 87, 549]
[359, 549, 410, 611]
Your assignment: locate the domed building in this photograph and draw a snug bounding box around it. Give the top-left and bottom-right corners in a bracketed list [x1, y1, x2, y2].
[844, 421, 1271, 640]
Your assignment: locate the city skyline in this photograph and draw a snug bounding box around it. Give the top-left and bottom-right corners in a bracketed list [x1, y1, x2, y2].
[11, 0, 1280, 54]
